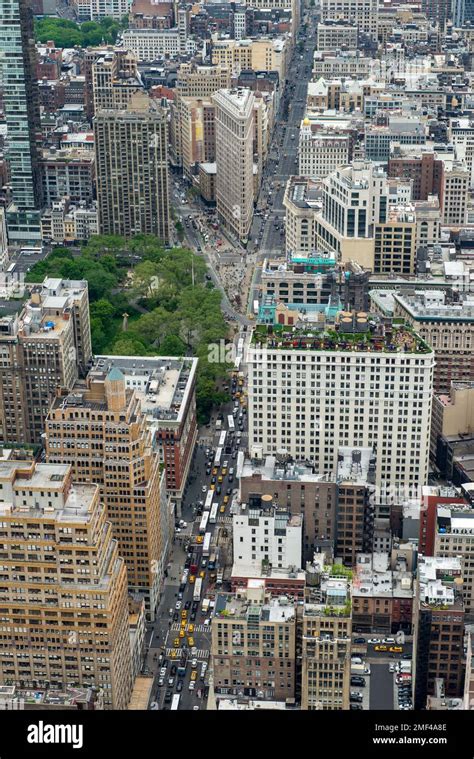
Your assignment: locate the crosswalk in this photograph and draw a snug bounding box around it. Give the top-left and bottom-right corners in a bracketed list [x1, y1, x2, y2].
[165, 648, 209, 659]
[217, 516, 233, 526]
[171, 623, 211, 633]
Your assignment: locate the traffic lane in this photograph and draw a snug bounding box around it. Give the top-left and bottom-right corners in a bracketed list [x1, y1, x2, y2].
[369, 662, 394, 710]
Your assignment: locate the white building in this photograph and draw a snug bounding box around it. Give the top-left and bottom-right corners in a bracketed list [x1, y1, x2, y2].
[320, 0, 378, 37]
[121, 29, 180, 61]
[248, 318, 434, 490]
[74, 0, 131, 21]
[298, 119, 353, 179]
[233, 500, 303, 571]
[316, 21, 358, 51]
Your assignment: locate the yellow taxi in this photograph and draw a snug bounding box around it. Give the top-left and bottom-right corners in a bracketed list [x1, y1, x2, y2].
[218, 475, 223, 483]
[240, 396, 246, 405]
[212, 467, 218, 476]
[173, 638, 180, 647]
[170, 649, 178, 658]
[188, 636, 195, 647]
[374, 645, 388, 652]
[191, 671, 198, 681]
[181, 610, 187, 619]
[220, 504, 225, 513]
[210, 483, 215, 491]
[200, 570, 205, 579]
[223, 495, 229, 504]
[179, 629, 185, 638]
[389, 646, 403, 653]
[221, 468, 227, 476]
[188, 624, 194, 633]
[189, 575, 196, 583]
[196, 536, 203, 544]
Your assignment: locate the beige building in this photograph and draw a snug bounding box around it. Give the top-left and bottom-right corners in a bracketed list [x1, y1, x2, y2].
[442, 162, 469, 226]
[91, 49, 142, 114]
[431, 382, 474, 459]
[213, 88, 255, 242]
[302, 573, 352, 710]
[211, 37, 291, 81]
[45, 367, 167, 620]
[0, 277, 91, 444]
[172, 64, 230, 168]
[373, 206, 417, 275]
[179, 97, 215, 179]
[94, 92, 170, 242]
[0, 457, 133, 709]
[414, 195, 441, 248]
[211, 584, 296, 701]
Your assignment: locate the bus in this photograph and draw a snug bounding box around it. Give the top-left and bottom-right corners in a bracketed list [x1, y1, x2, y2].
[6, 263, 16, 274]
[209, 502, 218, 525]
[199, 511, 210, 534]
[193, 577, 203, 602]
[218, 430, 227, 448]
[208, 551, 217, 571]
[204, 490, 213, 511]
[202, 531, 212, 557]
[171, 694, 181, 711]
[201, 598, 210, 614]
[214, 447, 223, 467]
[227, 415, 235, 432]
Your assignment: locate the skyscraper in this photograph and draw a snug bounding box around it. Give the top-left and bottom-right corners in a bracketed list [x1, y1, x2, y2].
[0, 0, 43, 242]
[0, 457, 133, 709]
[45, 367, 168, 620]
[94, 91, 170, 242]
[213, 88, 255, 243]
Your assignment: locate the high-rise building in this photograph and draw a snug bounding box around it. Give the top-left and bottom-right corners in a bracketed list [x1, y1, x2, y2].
[45, 367, 168, 619]
[301, 568, 352, 710]
[94, 92, 170, 242]
[248, 315, 434, 490]
[171, 64, 231, 168]
[413, 556, 465, 709]
[92, 50, 142, 115]
[0, 0, 43, 242]
[211, 584, 297, 701]
[0, 277, 92, 444]
[213, 88, 255, 243]
[0, 457, 133, 709]
[315, 161, 390, 270]
[93, 355, 198, 508]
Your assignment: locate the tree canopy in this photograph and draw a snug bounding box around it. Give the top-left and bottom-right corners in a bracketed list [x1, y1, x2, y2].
[27, 236, 230, 422]
[34, 17, 127, 48]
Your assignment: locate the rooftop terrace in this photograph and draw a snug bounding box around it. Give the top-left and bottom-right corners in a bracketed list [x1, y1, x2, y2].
[251, 319, 431, 354]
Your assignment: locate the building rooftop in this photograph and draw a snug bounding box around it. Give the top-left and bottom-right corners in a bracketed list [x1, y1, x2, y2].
[337, 446, 375, 485]
[394, 290, 474, 322]
[251, 317, 432, 354]
[92, 355, 197, 425]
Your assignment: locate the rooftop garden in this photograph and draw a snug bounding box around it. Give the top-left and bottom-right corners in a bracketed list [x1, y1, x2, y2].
[251, 321, 432, 354]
